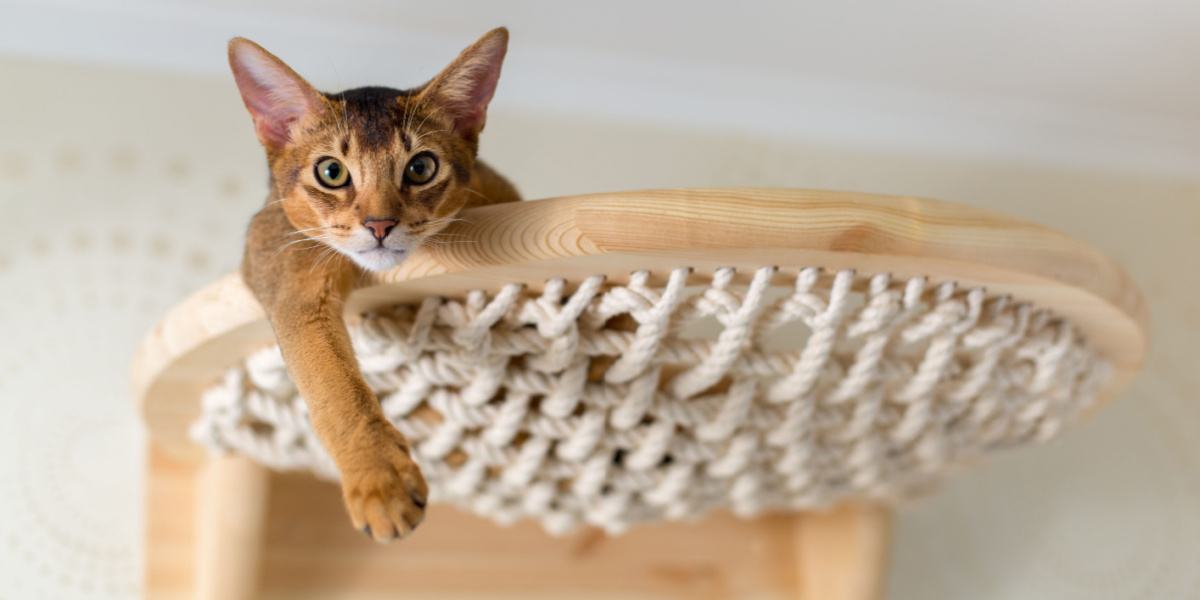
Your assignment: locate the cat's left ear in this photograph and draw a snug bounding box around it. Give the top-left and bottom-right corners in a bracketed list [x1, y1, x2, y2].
[420, 27, 509, 142]
[228, 38, 325, 150]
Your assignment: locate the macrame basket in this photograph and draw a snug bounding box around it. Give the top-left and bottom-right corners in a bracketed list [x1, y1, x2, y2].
[134, 189, 1146, 599]
[192, 265, 1108, 534]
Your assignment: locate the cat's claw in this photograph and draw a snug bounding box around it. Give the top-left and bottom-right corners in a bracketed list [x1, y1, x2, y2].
[341, 429, 429, 544]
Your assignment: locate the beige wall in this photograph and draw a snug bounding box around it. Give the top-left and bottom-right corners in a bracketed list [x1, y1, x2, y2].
[0, 57, 1196, 598]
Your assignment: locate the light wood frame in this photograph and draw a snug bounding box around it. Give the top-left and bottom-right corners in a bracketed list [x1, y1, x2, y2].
[133, 188, 1146, 599]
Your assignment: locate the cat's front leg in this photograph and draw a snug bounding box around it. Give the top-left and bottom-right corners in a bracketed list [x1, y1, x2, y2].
[270, 304, 430, 542]
[265, 288, 428, 542]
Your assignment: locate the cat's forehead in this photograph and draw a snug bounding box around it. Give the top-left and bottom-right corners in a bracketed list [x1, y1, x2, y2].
[321, 86, 436, 153]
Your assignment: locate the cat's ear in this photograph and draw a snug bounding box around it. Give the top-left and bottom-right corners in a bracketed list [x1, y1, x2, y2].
[228, 38, 325, 150]
[420, 27, 509, 142]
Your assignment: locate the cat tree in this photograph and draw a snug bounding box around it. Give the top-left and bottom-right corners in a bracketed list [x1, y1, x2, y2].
[133, 188, 1146, 599]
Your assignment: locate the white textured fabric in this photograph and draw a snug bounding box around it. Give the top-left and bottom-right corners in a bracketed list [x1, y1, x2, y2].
[193, 266, 1109, 534]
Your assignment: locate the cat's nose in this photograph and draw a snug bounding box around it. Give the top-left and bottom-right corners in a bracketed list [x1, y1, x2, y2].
[363, 218, 397, 241]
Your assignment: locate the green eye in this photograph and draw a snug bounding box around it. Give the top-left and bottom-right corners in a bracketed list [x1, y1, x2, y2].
[404, 152, 438, 185]
[315, 157, 350, 188]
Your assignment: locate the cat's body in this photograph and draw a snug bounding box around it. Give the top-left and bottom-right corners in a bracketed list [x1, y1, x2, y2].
[230, 29, 519, 542]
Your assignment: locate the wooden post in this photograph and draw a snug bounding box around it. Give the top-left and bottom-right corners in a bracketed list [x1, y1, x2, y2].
[194, 454, 271, 600]
[793, 504, 891, 600]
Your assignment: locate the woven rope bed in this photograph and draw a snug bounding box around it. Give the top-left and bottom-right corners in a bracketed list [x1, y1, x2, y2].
[194, 266, 1108, 534]
[133, 189, 1146, 600]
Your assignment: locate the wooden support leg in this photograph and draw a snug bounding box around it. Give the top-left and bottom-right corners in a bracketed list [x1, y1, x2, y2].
[194, 453, 271, 600]
[148, 441, 888, 599]
[793, 503, 891, 600]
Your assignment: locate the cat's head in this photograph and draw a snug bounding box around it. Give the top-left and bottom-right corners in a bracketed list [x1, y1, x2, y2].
[228, 28, 508, 271]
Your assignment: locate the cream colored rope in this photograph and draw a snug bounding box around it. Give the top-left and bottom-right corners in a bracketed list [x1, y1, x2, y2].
[193, 267, 1109, 534]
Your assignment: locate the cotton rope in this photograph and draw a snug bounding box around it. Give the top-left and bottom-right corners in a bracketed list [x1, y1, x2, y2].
[192, 266, 1109, 534]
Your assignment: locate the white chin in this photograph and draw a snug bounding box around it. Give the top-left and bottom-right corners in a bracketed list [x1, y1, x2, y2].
[346, 248, 408, 272]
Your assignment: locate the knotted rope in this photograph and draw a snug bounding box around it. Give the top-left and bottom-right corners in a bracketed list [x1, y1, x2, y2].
[192, 267, 1108, 534]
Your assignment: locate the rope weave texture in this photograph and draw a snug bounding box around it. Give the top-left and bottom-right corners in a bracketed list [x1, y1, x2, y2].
[193, 267, 1109, 534]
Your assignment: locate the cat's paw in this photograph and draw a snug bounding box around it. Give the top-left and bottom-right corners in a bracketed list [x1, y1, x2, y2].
[339, 427, 429, 544]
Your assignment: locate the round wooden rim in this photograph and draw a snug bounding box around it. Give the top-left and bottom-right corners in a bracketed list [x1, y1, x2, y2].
[134, 188, 1147, 456]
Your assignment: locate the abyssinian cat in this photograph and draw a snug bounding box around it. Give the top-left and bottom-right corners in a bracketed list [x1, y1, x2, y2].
[228, 28, 520, 542]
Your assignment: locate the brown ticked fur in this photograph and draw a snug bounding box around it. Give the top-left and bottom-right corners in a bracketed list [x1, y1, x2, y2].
[231, 29, 519, 542]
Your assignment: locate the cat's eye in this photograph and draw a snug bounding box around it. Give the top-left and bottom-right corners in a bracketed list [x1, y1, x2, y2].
[314, 157, 350, 189]
[404, 152, 438, 185]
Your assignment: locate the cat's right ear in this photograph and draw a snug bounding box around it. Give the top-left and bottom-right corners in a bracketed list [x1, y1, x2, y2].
[228, 38, 325, 150]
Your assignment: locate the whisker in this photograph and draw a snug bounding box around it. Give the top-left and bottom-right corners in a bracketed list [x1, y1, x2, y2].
[404, 88, 435, 142]
[356, 262, 377, 287]
[402, 95, 418, 137]
[460, 187, 496, 206]
[308, 246, 342, 276]
[423, 238, 479, 246]
[407, 92, 443, 148]
[274, 233, 339, 256]
[277, 236, 328, 251]
[285, 232, 338, 243]
[431, 229, 474, 237]
[425, 213, 472, 226]
[321, 96, 346, 140]
[422, 231, 475, 240]
[415, 99, 448, 138]
[284, 226, 336, 238]
[412, 125, 453, 149]
[341, 101, 351, 141]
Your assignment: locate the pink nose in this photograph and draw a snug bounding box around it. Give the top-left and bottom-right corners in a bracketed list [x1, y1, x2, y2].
[363, 218, 397, 241]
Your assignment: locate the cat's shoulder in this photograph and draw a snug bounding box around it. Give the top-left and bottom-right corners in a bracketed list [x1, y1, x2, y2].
[469, 159, 521, 207]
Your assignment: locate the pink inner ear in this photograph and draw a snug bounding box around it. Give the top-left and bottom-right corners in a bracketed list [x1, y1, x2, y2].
[440, 38, 507, 138]
[230, 44, 317, 148]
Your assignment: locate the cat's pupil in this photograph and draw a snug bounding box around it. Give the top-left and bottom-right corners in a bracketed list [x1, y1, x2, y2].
[325, 162, 341, 179]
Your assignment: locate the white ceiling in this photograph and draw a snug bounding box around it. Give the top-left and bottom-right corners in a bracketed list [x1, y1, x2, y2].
[3, 0, 1199, 176]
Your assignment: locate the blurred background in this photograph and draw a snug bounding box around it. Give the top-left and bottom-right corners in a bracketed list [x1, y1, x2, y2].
[0, 1, 1197, 598]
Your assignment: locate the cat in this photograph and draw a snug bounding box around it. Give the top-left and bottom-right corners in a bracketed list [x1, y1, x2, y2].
[228, 28, 520, 543]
